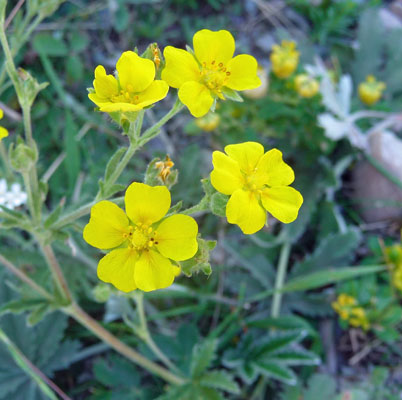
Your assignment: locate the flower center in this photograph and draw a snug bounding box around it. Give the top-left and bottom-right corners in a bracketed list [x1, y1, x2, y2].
[130, 225, 158, 251]
[200, 60, 231, 93]
[112, 84, 141, 104]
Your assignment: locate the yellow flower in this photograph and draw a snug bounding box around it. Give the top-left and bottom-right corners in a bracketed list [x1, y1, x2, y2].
[88, 51, 169, 113]
[195, 112, 220, 131]
[161, 29, 261, 118]
[270, 40, 299, 79]
[210, 142, 303, 234]
[155, 155, 175, 182]
[332, 293, 357, 320]
[244, 66, 269, 99]
[349, 307, 370, 330]
[0, 109, 9, 141]
[295, 74, 320, 98]
[392, 267, 402, 291]
[83, 182, 198, 292]
[358, 75, 386, 106]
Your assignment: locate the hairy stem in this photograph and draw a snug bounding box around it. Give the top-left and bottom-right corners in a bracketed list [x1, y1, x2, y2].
[64, 302, 186, 386]
[271, 242, 291, 318]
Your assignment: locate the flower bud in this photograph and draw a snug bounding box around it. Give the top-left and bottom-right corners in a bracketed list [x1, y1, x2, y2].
[358, 75, 386, 106]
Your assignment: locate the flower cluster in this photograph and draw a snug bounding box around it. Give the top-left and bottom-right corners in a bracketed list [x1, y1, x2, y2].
[0, 179, 27, 210]
[358, 75, 386, 106]
[270, 40, 299, 79]
[0, 109, 8, 141]
[83, 183, 198, 292]
[210, 142, 303, 234]
[332, 293, 370, 331]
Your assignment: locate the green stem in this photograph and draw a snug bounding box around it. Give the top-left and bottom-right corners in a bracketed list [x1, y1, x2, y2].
[0, 328, 69, 400]
[133, 293, 180, 373]
[0, 140, 12, 179]
[0, 253, 53, 300]
[181, 195, 210, 215]
[139, 99, 184, 146]
[64, 302, 186, 386]
[271, 242, 291, 318]
[39, 243, 73, 304]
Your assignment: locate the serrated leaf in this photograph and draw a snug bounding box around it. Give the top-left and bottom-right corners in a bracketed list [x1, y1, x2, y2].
[105, 147, 128, 182]
[210, 192, 229, 217]
[190, 339, 217, 378]
[0, 298, 47, 315]
[291, 229, 362, 278]
[254, 361, 297, 385]
[269, 348, 320, 366]
[199, 370, 240, 394]
[254, 331, 306, 358]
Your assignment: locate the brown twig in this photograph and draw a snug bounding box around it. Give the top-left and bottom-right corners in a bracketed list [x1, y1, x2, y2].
[4, 0, 25, 29]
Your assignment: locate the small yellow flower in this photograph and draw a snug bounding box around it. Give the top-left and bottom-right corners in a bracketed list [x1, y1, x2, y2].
[83, 183, 198, 292]
[392, 267, 402, 291]
[295, 74, 320, 98]
[210, 142, 303, 234]
[155, 155, 175, 182]
[161, 29, 261, 118]
[332, 293, 356, 320]
[349, 307, 370, 330]
[0, 109, 9, 141]
[270, 40, 299, 79]
[358, 75, 386, 106]
[88, 51, 169, 113]
[244, 66, 269, 99]
[195, 112, 220, 131]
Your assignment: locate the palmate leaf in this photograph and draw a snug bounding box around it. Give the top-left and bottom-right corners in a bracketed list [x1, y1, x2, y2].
[0, 273, 80, 400]
[190, 339, 217, 378]
[199, 370, 240, 394]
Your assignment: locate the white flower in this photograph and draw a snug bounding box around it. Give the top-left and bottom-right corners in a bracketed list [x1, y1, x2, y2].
[0, 179, 27, 210]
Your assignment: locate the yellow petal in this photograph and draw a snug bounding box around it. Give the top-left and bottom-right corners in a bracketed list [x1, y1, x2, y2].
[261, 186, 303, 223]
[254, 149, 295, 187]
[97, 101, 143, 112]
[116, 51, 155, 93]
[193, 29, 235, 66]
[134, 249, 178, 291]
[97, 248, 138, 292]
[0, 108, 3, 119]
[178, 81, 214, 118]
[226, 55, 261, 91]
[226, 189, 266, 235]
[161, 46, 200, 88]
[224, 141, 264, 174]
[210, 151, 243, 195]
[93, 65, 118, 99]
[155, 214, 198, 261]
[83, 201, 130, 249]
[135, 80, 169, 108]
[0, 126, 8, 140]
[125, 182, 170, 225]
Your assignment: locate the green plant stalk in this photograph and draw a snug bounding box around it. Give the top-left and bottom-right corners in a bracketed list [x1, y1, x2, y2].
[0, 328, 70, 400]
[133, 292, 180, 373]
[181, 195, 210, 215]
[0, 253, 53, 300]
[271, 241, 291, 318]
[0, 140, 12, 178]
[39, 243, 73, 304]
[64, 302, 186, 386]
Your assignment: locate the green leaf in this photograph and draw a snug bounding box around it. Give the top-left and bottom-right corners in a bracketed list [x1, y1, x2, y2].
[282, 265, 386, 293]
[27, 303, 52, 326]
[105, 147, 128, 182]
[305, 374, 337, 400]
[254, 361, 297, 385]
[210, 192, 229, 217]
[254, 331, 306, 357]
[0, 298, 47, 315]
[199, 370, 240, 394]
[180, 237, 216, 277]
[33, 33, 68, 56]
[190, 339, 217, 378]
[66, 55, 84, 81]
[268, 348, 320, 366]
[44, 201, 64, 229]
[69, 31, 89, 52]
[221, 87, 243, 102]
